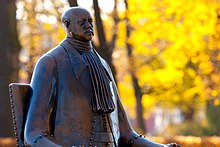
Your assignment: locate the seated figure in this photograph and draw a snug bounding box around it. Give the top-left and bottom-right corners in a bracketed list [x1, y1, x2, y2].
[22, 7, 180, 147]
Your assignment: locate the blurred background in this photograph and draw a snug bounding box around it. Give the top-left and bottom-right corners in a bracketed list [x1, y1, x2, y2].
[0, 0, 220, 146]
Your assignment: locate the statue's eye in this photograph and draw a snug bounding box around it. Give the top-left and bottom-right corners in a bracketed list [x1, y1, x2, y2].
[77, 20, 85, 26]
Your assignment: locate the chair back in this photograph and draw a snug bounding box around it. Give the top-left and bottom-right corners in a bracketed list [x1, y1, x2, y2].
[9, 83, 32, 147]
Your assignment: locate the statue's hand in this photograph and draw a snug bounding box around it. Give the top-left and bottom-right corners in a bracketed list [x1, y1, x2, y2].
[119, 130, 182, 147]
[166, 143, 181, 147]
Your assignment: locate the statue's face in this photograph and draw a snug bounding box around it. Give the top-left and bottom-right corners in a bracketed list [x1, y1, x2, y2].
[69, 9, 94, 42]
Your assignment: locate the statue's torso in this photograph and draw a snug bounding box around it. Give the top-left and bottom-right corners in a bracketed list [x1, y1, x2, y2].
[47, 44, 120, 146]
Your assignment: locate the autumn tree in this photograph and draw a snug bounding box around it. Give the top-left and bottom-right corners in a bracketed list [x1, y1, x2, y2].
[17, 0, 67, 81]
[124, 0, 146, 133]
[116, 0, 220, 135]
[205, 4, 220, 135]
[0, 0, 20, 137]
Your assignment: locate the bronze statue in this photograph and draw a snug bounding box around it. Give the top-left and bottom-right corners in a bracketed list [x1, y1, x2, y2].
[15, 7, 180, 147]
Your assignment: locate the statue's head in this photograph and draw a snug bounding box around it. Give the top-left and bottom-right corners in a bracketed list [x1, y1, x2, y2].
[61, 7, 94, 42]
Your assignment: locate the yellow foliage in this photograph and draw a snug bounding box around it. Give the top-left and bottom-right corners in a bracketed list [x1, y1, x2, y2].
[214, 99, 220, 106]
[116, 0, 220, 119]
[199, 61, 213, 75]
[117, 74, 136, 118]
[186, 68, 196, 78]
[142, 94, 156, 110]
[211, 74, 220, 83]
[116, 22, 126, 48]
[43, 23, 52, 31]
[211, 90, 218, 97]
[17, 0, 68, 82]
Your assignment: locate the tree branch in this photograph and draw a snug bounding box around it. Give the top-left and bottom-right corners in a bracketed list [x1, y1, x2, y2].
[109, 0, 119, 52]
[93, 0, 108, 50]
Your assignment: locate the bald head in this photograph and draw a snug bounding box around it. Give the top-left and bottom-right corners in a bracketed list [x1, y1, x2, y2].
[61, 7, 90, 27]
[61, 7, 94, 42]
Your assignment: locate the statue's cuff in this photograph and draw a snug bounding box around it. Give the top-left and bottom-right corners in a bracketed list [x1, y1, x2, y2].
[126, 134, 146, 146]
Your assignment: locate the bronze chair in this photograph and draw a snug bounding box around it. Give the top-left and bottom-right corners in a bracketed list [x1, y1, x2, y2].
[9, 83, 32, 147]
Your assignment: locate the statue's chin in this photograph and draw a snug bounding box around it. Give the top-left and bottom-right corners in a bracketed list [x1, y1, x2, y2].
[83, 30, 94, 38]
[68, 33, 93, 42]
[83, 35, 93, 42]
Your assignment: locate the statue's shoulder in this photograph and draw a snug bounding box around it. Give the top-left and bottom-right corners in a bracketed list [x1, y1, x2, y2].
[34, 43, 64, 70]
[46, 43, 65, 58]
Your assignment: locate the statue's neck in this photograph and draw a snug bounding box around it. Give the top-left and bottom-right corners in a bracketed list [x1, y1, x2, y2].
[66, 37, 93, 52]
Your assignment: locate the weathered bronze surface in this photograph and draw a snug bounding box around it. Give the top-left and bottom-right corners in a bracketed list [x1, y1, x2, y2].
[9, 83, 32, 147]
[10, 7, 180, 147]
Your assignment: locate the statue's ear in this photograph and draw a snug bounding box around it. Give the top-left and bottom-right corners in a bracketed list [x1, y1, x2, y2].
[63, 19, 70, 29]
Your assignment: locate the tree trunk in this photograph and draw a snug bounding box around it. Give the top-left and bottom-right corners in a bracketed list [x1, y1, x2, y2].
[0, 0, 20, 137]
[67, 0, 78, 7]
[124, 0, 146, 133]
[182, 106, 195, 121]
[92, 0, 117, 78]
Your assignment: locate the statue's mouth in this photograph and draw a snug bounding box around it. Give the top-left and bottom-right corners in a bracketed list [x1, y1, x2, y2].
[85, 29, 94, 36]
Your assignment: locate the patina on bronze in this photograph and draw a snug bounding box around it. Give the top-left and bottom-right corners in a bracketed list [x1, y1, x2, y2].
[10, 7, 180, 147]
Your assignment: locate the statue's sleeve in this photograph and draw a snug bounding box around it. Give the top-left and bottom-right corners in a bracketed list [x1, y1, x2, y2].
[24, 54, 61, 147]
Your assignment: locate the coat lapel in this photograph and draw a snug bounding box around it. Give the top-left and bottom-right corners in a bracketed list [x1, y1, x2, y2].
[60, 39, 112, 81]
[60, 40, 88, 79]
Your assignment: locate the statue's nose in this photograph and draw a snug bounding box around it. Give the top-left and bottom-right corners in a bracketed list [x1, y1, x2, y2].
[84, 21, 93, 29]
